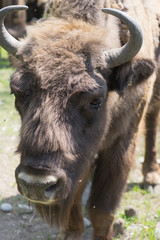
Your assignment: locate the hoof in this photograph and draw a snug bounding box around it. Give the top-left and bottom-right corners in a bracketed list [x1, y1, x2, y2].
[143, 169, 160, 185]
[57, 233, 82, 240]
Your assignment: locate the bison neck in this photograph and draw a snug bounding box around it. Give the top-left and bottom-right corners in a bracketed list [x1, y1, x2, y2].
[47, 0, 121, 27]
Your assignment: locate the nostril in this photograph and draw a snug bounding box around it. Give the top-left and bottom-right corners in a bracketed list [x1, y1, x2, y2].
[45, 184, 57, 193]
[44, 182, 59, 199]
[16, 171, 62, 202]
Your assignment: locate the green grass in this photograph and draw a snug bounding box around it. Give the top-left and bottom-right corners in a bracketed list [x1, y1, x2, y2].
[0, 48, 20, 139]
[0, 47, 12, 69]
[114, 184, 160, 239]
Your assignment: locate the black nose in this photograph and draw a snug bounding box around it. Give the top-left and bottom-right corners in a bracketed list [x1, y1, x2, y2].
[16, 172, 60, 203]
[44, 184, 58, 199]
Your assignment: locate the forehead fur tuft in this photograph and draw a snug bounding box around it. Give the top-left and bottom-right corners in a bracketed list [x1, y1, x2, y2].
[16, 17, 107, 92]
[19, 17, 107, 60]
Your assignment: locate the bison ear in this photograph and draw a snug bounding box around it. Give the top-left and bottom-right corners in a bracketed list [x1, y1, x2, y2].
[103, 58, 155, 94]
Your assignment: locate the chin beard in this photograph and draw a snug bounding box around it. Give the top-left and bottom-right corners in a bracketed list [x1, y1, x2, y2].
[35, 193, 74, 228]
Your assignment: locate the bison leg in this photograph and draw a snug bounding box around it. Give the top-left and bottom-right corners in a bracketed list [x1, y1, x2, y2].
[57, 203, 84, 240]
[88, 141, 133, 240]
[143, 108, 160, 185]
[143, 70, 160, 185]
[58, 169, 90, 240]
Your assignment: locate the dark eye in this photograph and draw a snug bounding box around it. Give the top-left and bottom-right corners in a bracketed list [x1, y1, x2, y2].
[90, 99, 102, 110]
[12, 90, 26, 100]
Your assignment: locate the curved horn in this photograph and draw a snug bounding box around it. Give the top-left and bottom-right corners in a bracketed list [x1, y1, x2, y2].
[0, 5, 28, 57]
[102, 8, 143, 68]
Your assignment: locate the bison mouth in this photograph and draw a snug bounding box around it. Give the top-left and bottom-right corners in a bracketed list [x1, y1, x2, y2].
[17, 177, 62, 205]
[15, 165, 76, 227]
[15, 164, 70, 206]
[35, 195, 74, 227]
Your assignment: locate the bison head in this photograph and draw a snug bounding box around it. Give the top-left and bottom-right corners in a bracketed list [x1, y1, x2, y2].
[1, 5, 153, 226]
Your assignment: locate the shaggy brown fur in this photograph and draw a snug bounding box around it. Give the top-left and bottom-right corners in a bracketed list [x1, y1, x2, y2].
[119, 0, 160, 185]
[45, 0, 124, 25]
[8, 0, 160, 239]
[142, 1, 160, 185]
